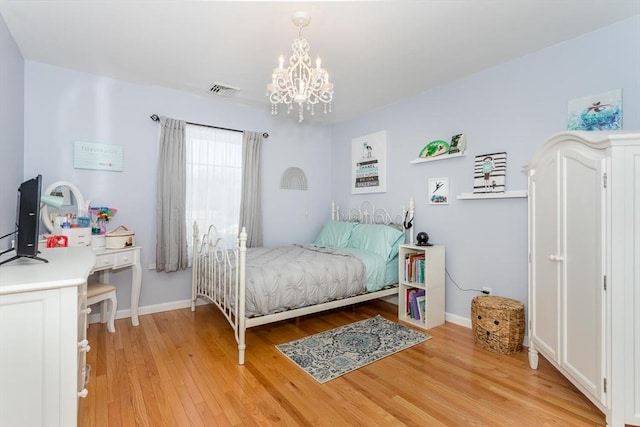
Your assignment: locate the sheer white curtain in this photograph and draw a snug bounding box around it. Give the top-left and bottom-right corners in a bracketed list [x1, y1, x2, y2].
[185, 125, 243, 259]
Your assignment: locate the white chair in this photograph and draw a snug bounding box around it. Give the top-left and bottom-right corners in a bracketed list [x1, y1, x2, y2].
[87, 283, 117, 333]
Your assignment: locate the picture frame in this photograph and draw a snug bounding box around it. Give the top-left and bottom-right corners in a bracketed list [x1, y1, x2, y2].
[428, 177, 449, 205]
[473, 152, 506, 194]
[567, 89, 622, 131]
[351, 130, 387, 194]
[449, 133, 466, 154]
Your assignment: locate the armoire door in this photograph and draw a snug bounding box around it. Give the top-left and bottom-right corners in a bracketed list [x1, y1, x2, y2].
[529, 152, 560, 361]
[560, 146, 605, 403]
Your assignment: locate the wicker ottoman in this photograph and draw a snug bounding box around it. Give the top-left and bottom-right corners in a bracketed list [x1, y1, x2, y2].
[471, 295, 525, 354]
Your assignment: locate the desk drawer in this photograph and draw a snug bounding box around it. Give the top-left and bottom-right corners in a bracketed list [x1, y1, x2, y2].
[94, 254, 115, 270]
[114, 251, 134, 268]
[94, 252, 133, 270]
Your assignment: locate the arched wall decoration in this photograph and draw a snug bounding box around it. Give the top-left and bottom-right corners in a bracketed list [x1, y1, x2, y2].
[280, 167, 308, 190]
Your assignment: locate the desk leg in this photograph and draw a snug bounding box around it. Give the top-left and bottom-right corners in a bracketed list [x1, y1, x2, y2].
[131, 260, 141, 326]
[100, 269, 110, 283]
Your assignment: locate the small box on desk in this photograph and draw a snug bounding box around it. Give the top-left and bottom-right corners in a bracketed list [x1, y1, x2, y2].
[59, 227, 92, 246]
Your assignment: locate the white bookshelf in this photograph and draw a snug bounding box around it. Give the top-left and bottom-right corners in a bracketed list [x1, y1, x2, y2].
[397, 244, 445, 330]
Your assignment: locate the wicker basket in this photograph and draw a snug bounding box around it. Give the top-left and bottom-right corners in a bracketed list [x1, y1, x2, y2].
[471, 295, 525, 354]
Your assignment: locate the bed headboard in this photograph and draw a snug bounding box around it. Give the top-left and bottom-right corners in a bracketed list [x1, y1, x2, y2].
[331, 199, 415, 241]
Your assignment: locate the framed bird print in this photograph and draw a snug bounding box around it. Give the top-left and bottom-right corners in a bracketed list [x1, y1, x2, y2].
[428, 177, 449, 205]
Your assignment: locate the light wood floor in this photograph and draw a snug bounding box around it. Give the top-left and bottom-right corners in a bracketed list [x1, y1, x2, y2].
[79, 300, 605, 426]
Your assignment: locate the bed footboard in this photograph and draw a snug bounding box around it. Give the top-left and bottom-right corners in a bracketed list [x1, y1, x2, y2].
[191, 222, 248, 364]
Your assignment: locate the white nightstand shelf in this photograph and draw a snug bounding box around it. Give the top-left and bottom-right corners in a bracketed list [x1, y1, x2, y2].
[398, 244, 445, 330]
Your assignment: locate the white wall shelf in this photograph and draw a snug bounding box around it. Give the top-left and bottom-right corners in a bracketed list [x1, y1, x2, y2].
[410, 152, 466, 164]
[456, 190, 528, 200]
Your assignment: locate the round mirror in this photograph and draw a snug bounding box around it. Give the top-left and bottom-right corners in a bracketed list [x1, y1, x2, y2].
[40, 181, 87, 233]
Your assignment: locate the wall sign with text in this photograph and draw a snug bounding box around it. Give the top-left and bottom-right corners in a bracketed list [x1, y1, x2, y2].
[74, 141, 123, 172]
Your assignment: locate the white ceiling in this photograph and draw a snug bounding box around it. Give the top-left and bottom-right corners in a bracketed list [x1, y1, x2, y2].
[1, 1, 638, 124]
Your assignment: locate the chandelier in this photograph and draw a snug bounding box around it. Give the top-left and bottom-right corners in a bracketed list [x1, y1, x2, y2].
[267, 11, 334, 123]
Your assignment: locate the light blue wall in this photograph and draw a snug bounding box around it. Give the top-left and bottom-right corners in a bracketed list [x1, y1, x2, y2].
[0, 13, 24, 249]
[7, 15, 640, 320]
[23, 62, 333, 309]
[330, 16, 640, 322]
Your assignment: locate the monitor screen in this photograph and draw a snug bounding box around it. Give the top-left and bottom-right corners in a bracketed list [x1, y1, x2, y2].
[16, 174, 42, 257]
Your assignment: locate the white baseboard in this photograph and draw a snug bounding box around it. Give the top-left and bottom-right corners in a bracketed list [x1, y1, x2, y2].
[88, 298, 205, 325]
[445, 312, 472, 328]
[91, 299, 479, 328]
[88, 299, 529, 346]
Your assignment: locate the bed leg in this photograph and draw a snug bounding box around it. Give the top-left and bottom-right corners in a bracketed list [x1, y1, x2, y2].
[238, 324, 246, 365]
[238, 344, 246, 365]
[191, 299, 196, 312]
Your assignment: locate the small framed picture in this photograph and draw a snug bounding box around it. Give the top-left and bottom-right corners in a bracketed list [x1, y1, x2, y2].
[428, 177, 449, 205]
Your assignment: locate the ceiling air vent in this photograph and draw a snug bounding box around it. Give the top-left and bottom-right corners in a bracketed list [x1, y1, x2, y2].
[209, 83, 240, 96]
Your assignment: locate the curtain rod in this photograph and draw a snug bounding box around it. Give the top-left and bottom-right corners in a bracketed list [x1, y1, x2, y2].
[150, 114, 269, 139]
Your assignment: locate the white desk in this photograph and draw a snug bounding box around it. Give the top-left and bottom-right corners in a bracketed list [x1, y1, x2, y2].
[91, 246, 141, 326]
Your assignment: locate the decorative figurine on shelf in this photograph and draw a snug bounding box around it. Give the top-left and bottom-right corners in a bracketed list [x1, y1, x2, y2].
[90, 206, 118, 235]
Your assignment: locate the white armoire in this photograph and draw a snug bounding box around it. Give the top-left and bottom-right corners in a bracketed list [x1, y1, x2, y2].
[526, 131, 640, 427]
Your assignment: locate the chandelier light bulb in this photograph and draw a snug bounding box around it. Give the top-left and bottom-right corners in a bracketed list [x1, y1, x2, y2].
[266, 11, 334, 123]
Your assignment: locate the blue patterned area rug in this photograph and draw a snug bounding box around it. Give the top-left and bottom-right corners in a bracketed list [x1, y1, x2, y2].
[276, 315, 431, 383]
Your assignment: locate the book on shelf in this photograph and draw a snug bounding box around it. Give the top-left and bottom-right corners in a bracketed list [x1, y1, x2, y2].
[404, 253, 426, 283]
[416, 294, 426, 321]
[406, 288, 425, 320]
[406, 288, 418, 317]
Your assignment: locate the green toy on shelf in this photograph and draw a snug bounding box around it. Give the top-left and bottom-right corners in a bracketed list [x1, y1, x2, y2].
[419, 140, 450, 158]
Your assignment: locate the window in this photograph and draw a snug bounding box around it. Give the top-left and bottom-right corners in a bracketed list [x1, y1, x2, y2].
[185, 124, 243, 252]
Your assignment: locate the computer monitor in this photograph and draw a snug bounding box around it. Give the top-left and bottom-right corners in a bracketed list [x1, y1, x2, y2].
[0, 174, 47, 266]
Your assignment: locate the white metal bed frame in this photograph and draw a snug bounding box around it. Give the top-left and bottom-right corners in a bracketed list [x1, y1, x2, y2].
[191, 199, 414, 364]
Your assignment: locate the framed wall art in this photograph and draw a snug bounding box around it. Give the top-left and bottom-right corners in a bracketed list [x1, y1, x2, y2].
[473, 152, 507, 194]
[428, 177, 449, 205]
[351, 130, 387, 194]
[567, 89, 622, 131]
